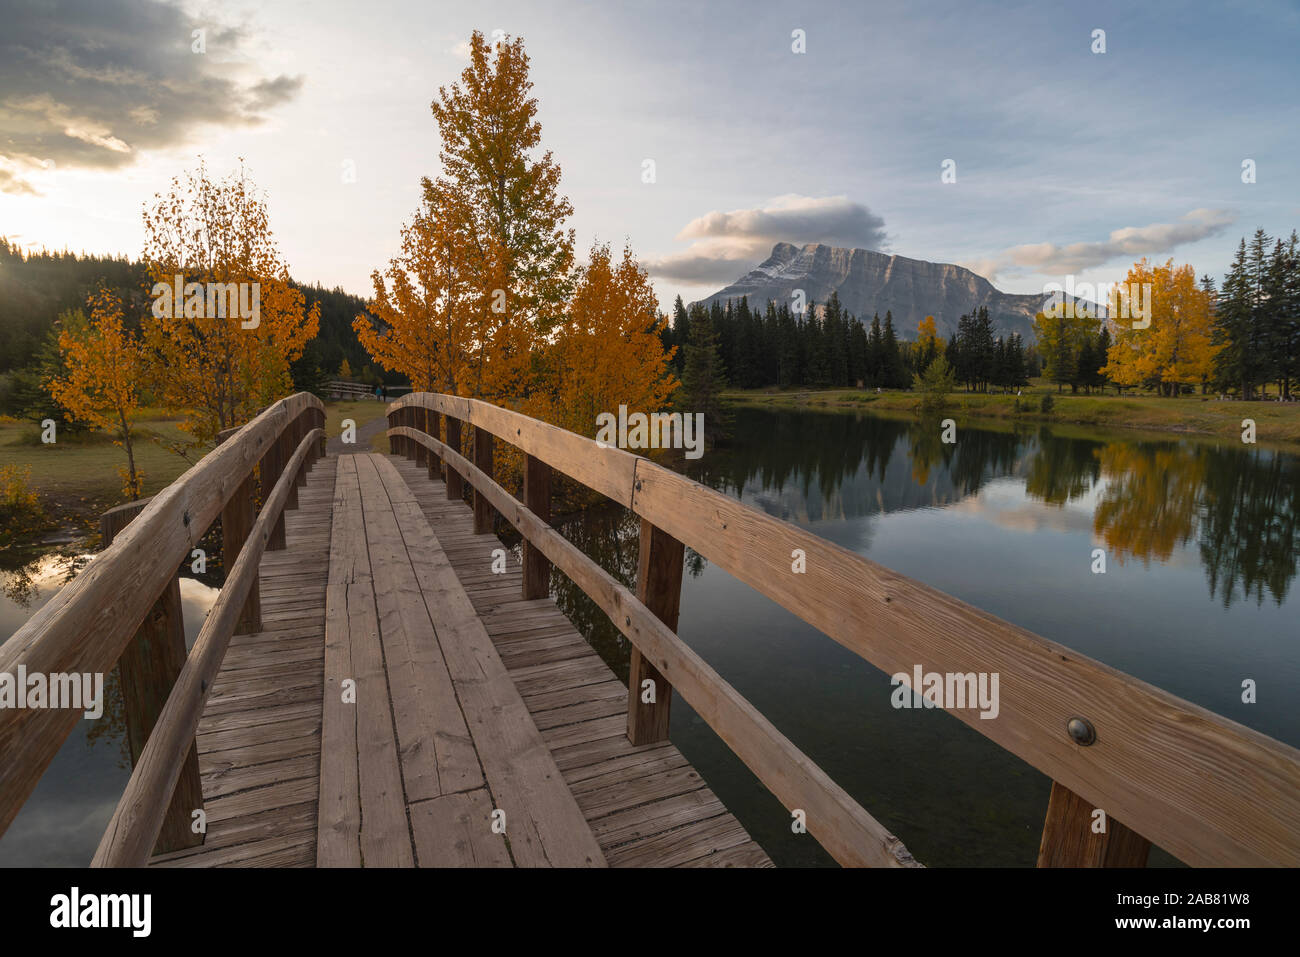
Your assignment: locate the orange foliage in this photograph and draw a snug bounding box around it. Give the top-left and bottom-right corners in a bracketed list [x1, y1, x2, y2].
[526, 243, 678, 436]
[141, 161, 319, 443]
[48, 290, 147, 498]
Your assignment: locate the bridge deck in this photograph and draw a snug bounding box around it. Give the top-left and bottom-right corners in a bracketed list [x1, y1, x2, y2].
[151, 451, 770, 867]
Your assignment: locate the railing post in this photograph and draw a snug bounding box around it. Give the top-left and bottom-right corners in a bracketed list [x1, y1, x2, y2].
[101, 501, 204, 855]
[259, 423, 287, 551]
[293, 413, 308, 492]
[427, 409, 442, 480]
[284, 416, 301, 512]
[627, 520, 685, 746]
[392, 406, 403, 457]
[522, 454, 551, 599]
[414, 406, 429, 469]
[473, 425, 495, 533]
[387, 407, 397, 455]
[222, 470, 261, 635]
[445, 416, 464, 501]
[1037, 780, 1151, 867]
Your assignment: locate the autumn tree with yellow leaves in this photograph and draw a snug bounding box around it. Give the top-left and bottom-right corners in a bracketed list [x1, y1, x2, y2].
[358, 29, 677, 450]
[1103, 259, 1216, 396]
[528, 242, 678, 435]
[47, 290, 147, 498]
[357, 30, 576, 403]
[355, 197, 501, 394]
[141, 162, 320, 443]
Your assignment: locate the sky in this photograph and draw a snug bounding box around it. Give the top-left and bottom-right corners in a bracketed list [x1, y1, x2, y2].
[2, 0, 1298, 314]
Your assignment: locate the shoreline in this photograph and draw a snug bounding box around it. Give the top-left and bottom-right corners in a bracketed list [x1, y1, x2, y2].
[723, 387, 1300, 451]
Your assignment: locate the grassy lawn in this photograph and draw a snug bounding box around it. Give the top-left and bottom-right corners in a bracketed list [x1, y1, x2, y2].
[0, 410, 197, 533]
[324, 397, 389, 441]
[726, 382, 1300, 447]
[0, 397, 397, 535]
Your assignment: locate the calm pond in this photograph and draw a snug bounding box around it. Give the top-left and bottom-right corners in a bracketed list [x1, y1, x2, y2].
[545, 406, 1300, 867]
[2, 405, 1296, 866]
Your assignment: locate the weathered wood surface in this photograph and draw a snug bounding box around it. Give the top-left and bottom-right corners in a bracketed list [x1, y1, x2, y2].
[145, 450, 768, 868]
[391, 428, 905, 867]
[0, 393, 323, 839]
[390, 393, 1300, 868]
[319, 454, 603, 867]
[101, 500, 204, 855]
[1037, 780, 1152, 867]
[149, 456, 336, 867]
[97, 428, 325, 866]
[391, 456, 774, 868]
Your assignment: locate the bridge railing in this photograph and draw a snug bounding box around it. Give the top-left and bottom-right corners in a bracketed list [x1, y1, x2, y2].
[0, 393, 326, 863]
[389, 392, 1300, 868]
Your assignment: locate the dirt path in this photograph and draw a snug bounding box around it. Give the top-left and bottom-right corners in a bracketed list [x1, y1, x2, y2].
[329, 413, 388, 455]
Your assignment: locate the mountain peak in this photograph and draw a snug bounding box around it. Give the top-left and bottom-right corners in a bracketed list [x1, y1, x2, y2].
[696, 242, 1039, 341]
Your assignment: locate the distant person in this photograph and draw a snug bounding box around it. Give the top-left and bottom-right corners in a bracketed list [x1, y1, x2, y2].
[375, 384, 384, 401]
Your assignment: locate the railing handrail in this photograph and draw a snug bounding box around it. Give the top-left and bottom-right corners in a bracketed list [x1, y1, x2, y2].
[390, 391, 1300, 867]
[392, 421, 918, 867]
[92, 426, 324, 867]
[0, 392, 323, 839]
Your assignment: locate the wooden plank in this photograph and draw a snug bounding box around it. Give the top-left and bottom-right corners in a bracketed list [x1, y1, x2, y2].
[472, 426, 494, 534]
[521, 453, 551, 599]
[317, 458, 365, 867]
[607, 814, 752, 868]
[352, 454, 482, 800]
[371, 455, 605, 867]
[202, 754, 319, 799]
[221, 472, 260, 634]
[1037, 780, 1151, 867]
[627, 519, 683, 746]
[444, 416, 463, 500]
[410, 789, 513, 867]
[152, 832, 315, 868]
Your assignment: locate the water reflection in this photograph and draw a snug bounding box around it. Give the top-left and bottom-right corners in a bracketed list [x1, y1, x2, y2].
[685, 409, 1299, 609]
[536, 406, 1298, 866]
[0, 553, 219, 866]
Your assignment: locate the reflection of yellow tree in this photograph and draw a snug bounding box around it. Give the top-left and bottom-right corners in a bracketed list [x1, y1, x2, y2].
[1093, 443, 1205, 565]
[909, 417, 950, 488]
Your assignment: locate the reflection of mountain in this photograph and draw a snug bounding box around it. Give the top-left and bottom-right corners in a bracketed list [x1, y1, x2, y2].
[541, 408, 1297, 652]
[685, 409, 1028, 525]
[694, 408, 1298, 610]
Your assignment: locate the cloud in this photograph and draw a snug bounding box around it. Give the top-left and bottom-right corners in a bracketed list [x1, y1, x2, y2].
[245, 74, 306, 111]
[647, 195, 888, 285]
[966, 209, 1237, 281]
[0, 0, 306, 194]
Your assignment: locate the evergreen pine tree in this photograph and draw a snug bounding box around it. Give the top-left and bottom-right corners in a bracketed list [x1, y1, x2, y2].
[679, 305, 730, 444]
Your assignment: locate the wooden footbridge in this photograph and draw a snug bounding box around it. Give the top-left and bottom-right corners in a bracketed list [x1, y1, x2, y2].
[2, 392, 1299, 868]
